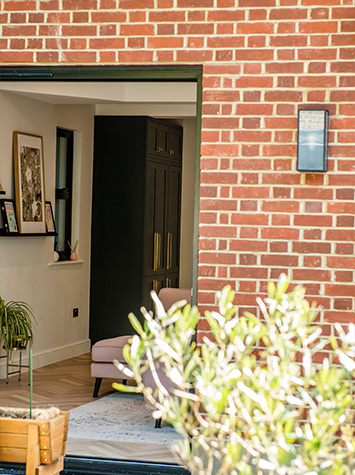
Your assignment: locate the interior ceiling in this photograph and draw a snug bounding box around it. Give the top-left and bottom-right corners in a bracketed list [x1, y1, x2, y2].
[0, 81, 197, 118]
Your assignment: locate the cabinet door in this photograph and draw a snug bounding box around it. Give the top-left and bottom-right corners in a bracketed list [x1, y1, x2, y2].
[147, 120, 170, 159]
[144, 161, 168, 276]
[166, 165, 182, 277]
[169, 126, 183, 162]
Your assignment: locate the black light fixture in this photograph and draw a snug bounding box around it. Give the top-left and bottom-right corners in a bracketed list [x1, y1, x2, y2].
[297, 109, 329, 172]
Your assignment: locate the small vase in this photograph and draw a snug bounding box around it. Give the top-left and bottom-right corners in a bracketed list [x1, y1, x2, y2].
[70, 251, 78, 261]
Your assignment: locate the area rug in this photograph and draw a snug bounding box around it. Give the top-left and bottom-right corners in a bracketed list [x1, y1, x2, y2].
[68, 392, 183, 445]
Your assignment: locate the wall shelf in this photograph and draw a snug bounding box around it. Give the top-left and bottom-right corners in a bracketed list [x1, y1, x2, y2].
[48, 259, 85, 267]
[0, 230, 57, 237]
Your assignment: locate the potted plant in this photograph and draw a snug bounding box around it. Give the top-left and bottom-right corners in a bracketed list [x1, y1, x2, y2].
[0, 297, 35, 357]
[114, 275, 355, 475]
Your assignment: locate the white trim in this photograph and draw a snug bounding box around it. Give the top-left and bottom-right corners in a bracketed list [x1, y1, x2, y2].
[0, 339, 91, 379]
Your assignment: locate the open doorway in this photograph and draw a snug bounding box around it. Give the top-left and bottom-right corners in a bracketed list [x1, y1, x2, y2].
[0, 66, 202, 467]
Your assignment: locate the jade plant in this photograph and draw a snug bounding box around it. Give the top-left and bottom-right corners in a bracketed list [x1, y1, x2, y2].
[114, 275, 355, 475]
[0, 297, 35, 357]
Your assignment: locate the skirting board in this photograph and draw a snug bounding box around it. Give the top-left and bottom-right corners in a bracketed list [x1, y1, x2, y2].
[0, 339, 91, 380]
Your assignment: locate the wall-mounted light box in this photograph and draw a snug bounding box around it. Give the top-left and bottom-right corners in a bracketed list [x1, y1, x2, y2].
[297, 109, 329, 172]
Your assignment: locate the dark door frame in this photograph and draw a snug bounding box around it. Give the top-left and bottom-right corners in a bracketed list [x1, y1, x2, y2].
[0, 64, 203, 304]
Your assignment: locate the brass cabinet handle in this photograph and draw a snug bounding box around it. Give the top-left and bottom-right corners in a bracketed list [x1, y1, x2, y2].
[157, 233, 161, 270]
[156, 146, 163, 152]
[169, 149, 175, 155]
[167, 232, 172, 269]
[154, 232, 161, 271]
[166, 278, 171, 288]
[153, 232, 158, 271]
[153, 280, 159, 292]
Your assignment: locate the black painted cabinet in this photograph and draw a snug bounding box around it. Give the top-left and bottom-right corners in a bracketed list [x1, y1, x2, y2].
[90, 116, 182, 344]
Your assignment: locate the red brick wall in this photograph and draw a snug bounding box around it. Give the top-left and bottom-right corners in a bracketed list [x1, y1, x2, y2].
[1, 0, 354, 338]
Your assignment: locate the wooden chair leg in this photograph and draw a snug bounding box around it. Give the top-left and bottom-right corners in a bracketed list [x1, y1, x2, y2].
[155, 418, 162, 429]
[122, 379, 127, 385]
[93, 377, 102, 398]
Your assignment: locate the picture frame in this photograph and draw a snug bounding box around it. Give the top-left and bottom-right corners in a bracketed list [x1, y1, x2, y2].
[13, 131, 46, 233]
[0, 199, 19, 234]
[45, 201, 56, 233]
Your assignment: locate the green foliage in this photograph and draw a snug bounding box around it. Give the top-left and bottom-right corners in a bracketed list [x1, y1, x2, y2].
[0, 297, 35, 358]
[114, 275, 355, 475]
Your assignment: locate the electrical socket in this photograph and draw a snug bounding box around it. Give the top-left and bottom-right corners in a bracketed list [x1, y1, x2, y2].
[73, 308, 79, 318]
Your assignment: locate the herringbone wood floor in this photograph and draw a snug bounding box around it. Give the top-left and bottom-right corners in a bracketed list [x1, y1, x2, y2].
[0, 353, 180, 464]
[0, 353, 116, 410]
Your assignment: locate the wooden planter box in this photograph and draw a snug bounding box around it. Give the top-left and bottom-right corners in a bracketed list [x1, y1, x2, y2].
[0, 410, 69, 475]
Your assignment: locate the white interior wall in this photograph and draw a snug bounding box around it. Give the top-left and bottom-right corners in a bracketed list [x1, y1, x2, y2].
[0, 91, 94, 377]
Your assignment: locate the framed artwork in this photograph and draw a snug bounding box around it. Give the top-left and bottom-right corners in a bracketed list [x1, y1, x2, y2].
[45, 201, 56, 233]
[13, 132, 46, 233]
[0, 199, 19, 234]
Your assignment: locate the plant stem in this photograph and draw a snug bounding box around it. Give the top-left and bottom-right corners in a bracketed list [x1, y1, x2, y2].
[29, 348, 33, 419]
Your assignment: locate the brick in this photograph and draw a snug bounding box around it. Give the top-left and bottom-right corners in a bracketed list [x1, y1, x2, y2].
[299, 23, 338, 35]
[262, 200, 299, 213]
[327, 202, 355, 214]
[0, 51, 34, 62]
[333, 299, 353, 310]
[239, 0, 276, 5]
[231, 213, 268, 226]
[4, 0, 37, 10]
[119, 0, 154, 7]
[232, 187, 270, 199]
[202, 117, 239, 128]
[270, 36, 307, 47]
[3, 25, 37, 36]
[119, 50, 154, 62]
[178, 24, 214, 35]
[234, 130, 271, 142]
[201, 144, 239, 157]
[261, 255, 298, 267]
[293, 269, 331, 281]
[262, 173, 300, 185]
[325, 284, 355, 298]
[199, 252, 236, 265]
[298, 49, 337, 60]
[232, 159, 270, 170]
[120, 24, 154, 36]
[327, 256, 355, 269]
[235, 77, 274, 88]
[336, 243, 354, 255]
[236, 104, 273, 116]
[62, 25, 97, 36]
[92, 11, 126, 22]
[199, 266, 216, 277]
[266, 62, 304, 74]
[199, 239, 217, 250]
[298, 76, 337, 88]
[208, 37, 244, 48]
[61, 51, 97, 62]
[270, 9, 308, 19]
[147, 37, 184, 48]
[264, 91, 302, 102]
[334, 271, 353, 283]
[62, 0, 97, 8]
[230, 267, 268, 279]
[293, 242, 331, 254]
[261, 228, 300, 240]
[336, 188, 355, 200]
[200, 199, 237, 211]
[304, 256, 322, 267]
[332, 34, 355, 46]
[326, 229, 355, 241]
[294, 215, 332, 227]
[332, 7, 355, 18]
[230, 240, 267, 252]
[236, 49, 274, 61]
[199, 226, 237, 238]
